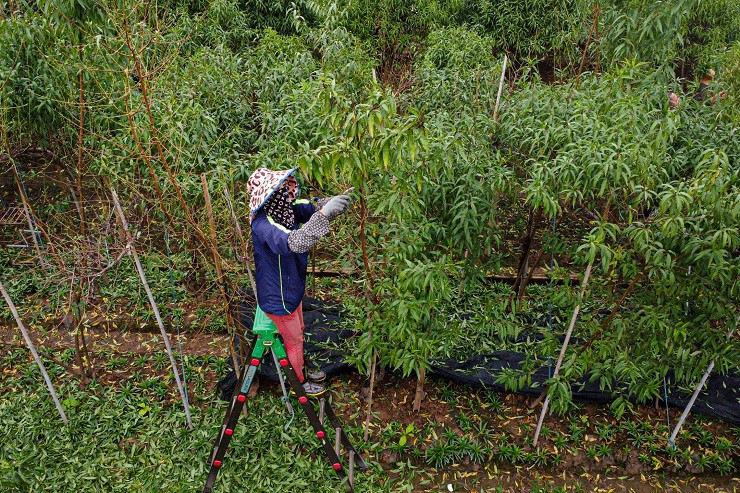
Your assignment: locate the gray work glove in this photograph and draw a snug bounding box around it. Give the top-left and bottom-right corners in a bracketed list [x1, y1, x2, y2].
[320, 195, 351, 220]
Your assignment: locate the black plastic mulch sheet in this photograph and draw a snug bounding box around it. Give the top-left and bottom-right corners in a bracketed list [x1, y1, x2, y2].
[217, 296, 740, 425]
[429, 354, 740, 425]
[216, 295, 352, 400]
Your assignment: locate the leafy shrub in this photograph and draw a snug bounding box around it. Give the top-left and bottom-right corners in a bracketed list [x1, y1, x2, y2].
[421, 27, 495, 72]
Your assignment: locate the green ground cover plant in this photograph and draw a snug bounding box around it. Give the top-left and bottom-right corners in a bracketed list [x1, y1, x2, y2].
[1, 347, 737, 491]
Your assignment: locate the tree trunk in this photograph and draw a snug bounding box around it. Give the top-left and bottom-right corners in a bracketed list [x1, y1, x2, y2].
[510, 208, 540, 309]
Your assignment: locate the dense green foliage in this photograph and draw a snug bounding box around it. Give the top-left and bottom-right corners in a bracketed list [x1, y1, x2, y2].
[1, 0, 738, 434]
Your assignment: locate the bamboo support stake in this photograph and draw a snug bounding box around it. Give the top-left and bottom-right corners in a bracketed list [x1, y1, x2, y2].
[668, 326, 735, 446]
[533, 261, 593, 446]
[201, 174, 225, 291]
[222, 187, 257, 297]
[205, 178, 253, 417]
[202, 177, 239, 344]
[0, 280, 68, 424]
[201, 175, 238, 336]
[363, 352, 377, 441]
[221, 189, 252, 362]
[110, 188, 193, 429]
[493, 54, 508, 121]
[20, 191, 43, 264]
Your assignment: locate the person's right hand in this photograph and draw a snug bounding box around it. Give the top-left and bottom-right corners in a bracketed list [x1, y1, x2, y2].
[320, 195, 351, 219]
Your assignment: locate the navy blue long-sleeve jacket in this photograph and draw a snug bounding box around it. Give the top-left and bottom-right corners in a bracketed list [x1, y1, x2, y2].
[251, 199, 318, 315]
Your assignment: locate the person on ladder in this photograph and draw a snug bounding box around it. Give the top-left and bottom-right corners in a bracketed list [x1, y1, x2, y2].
[246, 167, 351, 396]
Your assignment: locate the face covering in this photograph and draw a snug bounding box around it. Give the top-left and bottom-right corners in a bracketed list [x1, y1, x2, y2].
[263, 185, 295, 229]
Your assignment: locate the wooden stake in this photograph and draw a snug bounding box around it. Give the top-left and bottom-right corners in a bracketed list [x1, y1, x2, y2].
[533, 261, 593, 446]
[493, 54, 508, 121]
[110, 188, 193, 429]
[0, 280, 68, 424]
